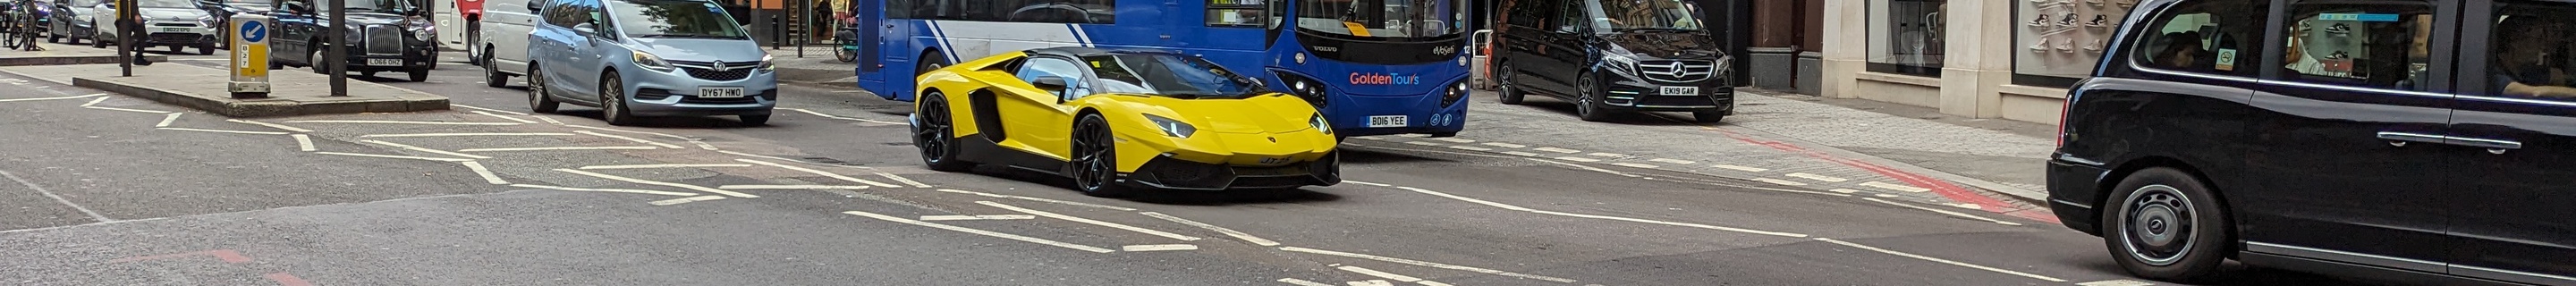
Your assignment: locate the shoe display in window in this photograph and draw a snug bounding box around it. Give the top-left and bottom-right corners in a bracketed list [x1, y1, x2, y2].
[2084, 39, 2104, 52]
[2061, 13, 2080, 27]
[2029, 14, 2051, 27]
[2030, 38, 2052, 53]
[2088, 14, 2110, 28]
[2057, 38, 2076, 53]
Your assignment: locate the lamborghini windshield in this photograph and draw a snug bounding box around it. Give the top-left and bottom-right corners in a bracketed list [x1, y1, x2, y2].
[1084, 54, 1266, 98]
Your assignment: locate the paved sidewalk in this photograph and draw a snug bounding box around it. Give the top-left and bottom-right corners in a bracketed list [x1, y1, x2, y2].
[0, 63, 447, 117]
[0, 42, 170, 66]
[1725, 88, 2055, 196]
[767, 45, 857, 85]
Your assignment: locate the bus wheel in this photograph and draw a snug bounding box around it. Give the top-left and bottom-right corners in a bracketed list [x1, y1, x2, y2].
[917, 51, 949, 76]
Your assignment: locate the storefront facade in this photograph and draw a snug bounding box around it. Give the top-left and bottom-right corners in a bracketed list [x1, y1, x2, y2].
[1819, 0, 2139, 124]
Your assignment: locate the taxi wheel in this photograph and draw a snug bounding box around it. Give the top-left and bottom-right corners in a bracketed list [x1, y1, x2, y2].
[1069, 113, 1131, 198]
[912, 93, 971, 172]
[2105, 167, 2231, 282]
[407, 68, 428, 82]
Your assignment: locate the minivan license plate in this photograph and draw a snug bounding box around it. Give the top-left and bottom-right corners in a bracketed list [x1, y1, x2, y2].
[1368, 115, 1407, 128]
[365, 59, 402, 66]
[699, 87, 746, 98]
[1659, 86, 1699, 96]
[160, 28, 191, 32]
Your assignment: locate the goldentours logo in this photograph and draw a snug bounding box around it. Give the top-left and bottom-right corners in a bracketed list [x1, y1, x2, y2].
[1349, 72, 1420, 85]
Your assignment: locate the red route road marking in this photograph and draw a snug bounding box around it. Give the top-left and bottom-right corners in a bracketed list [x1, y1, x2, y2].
[265, 273, 314, 286]
[1708, 128, 2063, 224]
[109, 249, 254, 264]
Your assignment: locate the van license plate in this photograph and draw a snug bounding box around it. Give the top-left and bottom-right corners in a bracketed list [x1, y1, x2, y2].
[159, 28, 191, 32]
[365, 59, 402, 66]
[1367, 115, 1407, 128]
[699, 87, 746, 98]
[1659, 86, 1699, 96]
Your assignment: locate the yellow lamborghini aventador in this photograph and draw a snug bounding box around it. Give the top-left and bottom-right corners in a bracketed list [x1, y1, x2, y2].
[908, 47, 1342, 197]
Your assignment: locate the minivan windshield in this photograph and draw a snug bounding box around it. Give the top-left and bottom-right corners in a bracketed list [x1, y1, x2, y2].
[139, 0, 194, 8]
[1296, 0, 1467, 38]
[606, 0, 749, 39]
[1085, 54, 1266, 98]
[1590, 0, 1705, 31]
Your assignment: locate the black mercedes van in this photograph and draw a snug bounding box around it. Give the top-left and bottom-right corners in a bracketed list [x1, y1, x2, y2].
[2055, 0, 2576, 284]
[1493, 0, 1731, 122]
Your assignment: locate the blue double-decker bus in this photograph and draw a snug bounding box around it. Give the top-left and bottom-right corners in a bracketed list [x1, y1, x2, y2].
[852, 0, 1473, 137]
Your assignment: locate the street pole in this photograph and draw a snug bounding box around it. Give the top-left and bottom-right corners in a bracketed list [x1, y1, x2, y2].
[115, 0, 132, 76]
[328, 0, 346, 96]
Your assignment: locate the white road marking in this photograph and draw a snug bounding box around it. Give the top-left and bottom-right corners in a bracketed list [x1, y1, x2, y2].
[1275, 278, 1338, 286]
[1712, 164, 1770, 172]
[1750, 178, 1809, 186]
[509, 183, 699, 197]
[1480, 142, 1525, 148]
[1586, 152, 1626, 157]
[1638, 176, 1854, 197]
[225, 119, 313, 132]
[1877, 193, 1900, 198]
[573, 130, 685, 149]
[1, 170, 114, 223]
[1349, 137, 1385, 140]
[450, 104, 529, 115]
[470, 110, 540, 123]
[1611, 163, 1659, 169]
[975, 201, 1202, 241]
[563, 125, 717, 150]
[1120, 244, 1199, 251]
[933, 189, 1138, 211]
[918, 214, 1035, 221]
[877, 172, 933, 188]
[532, 115, 564, 125]
[360, 132, 575, 138]
[733, 158, 903, 188]
[458, 146, 660, 152]
[719, 185, 869, 189]
[1863, 198, 2023, 226]
[1828, 189, 1862, 194]
[153, 113, 182, 127]
[1788, 172, 1851, 182]
[1531, 147, 1580, 153]
[157, 128, 288, 135]
[580, 164, 752, 170]
[647, 196, 727, 206]
[291, 134, 315, 151]
[784, 108, 905, 124]
[1392, 186, 1531, 211]
[1952, 203, 1983, 209]
[1396, 134, 1430, 138]
[1403, 141, 1442, 146]
[1351, 146, 1511, 159]
[78, 97, 107, 106]
[1140, 212, 1282, 247]
[360, 139, 494, 159]
[714, 150, 862, 169]
[1445, 145, 1492, 151]
[1552, 156, 1600, 162]
[841, 210, 1116, 253]
[1334, 265, 1421, 282]
[0, 93, 104, 102]
[1526, 158, 1639, 178]
[460, 161, 510, 185]
[2075, 280, 2156, 286]
[1347, 280, 1394, 286]
[1414, 281, 1455, 286]
[1814, 238, 2065, 282]
[1530, 209, 1808, 237]
[284, 120, 521, 125]
[1649, 158, 1696, 164]
[314, 151, 472, 162]
[555, 169, 759, 198]
[1278, 247, 1578, 282]
[1862, 181, 1933, 192]
[1344, 181, 1392, 187]
[86, 105, 174, 114]
[1499, 151, 1541, 156]
[1430, 138, 1474, 143]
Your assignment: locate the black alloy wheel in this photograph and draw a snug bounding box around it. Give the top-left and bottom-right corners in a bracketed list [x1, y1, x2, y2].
[1069, 114, 1130, 198]
[913, 94, 970, 172]
[1575, 74, 1613, 122]
[1496, 61, 1524, 105]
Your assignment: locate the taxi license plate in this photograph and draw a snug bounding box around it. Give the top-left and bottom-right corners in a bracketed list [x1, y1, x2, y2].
[1367, 115, 1407, 128]
[1659, 86, 1699, 96]
[699, 87, 747, 98]
[159, 28, 191, 32]
[365, 59, 402, 66]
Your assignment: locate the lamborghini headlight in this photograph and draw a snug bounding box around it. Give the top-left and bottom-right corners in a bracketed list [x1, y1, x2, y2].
[1144, 114, 1196, 139]
[1309, 114, 1331, 134]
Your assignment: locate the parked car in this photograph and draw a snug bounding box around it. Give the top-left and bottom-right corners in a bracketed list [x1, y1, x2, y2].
[13, 1, 55, 40]
[910, 47, 1343, 198]
[525, 0, 775, 125]
[474, 0, 533, 88]
[272, 0, 437, 81]
[44, 0, 96, 45]
[90, 0, 217, 55]
[199, 0, 275, 49]
[1493, 0, 1732, 122]
[2052, 0, 2576, 284]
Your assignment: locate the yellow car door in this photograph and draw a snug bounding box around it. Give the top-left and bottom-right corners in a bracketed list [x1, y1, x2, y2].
[995, 56, 1086, 161]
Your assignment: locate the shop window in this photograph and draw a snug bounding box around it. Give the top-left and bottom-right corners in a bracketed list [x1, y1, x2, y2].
[2011, 0, 2160, 87]
[2273, 2, 2433, 91]
[2485, 1, 2576, 98]
[1866, 0, 1945, 77]
[2124, 0, 2264, 79]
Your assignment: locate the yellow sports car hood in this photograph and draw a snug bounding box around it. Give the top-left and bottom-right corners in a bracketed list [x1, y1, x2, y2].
[1114, 94, 1318, 134]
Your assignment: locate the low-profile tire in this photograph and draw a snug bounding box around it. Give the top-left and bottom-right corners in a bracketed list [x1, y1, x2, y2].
[912, 94, 972, 172]
[1691, 109, 1725, 123]
[1575, 75, 1614, 122]
[1496, 62, 1525, 105]
[739, 114, 770, 126]
[600, 72, 637, 126]
[2103, 167, 2232, 282]
[526, 64, 560, 114]
[1069, 113, 1132, 198]
[407, 68, 428, 82]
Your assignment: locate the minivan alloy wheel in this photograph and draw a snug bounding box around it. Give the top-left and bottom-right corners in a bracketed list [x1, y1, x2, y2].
[601, 73, 635, 125]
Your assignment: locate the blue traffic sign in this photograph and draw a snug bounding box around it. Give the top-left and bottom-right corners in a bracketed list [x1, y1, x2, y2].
[240, 21, 266, 43]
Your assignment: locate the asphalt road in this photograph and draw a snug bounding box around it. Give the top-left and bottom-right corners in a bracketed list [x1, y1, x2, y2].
[0, 52, 2358, 285]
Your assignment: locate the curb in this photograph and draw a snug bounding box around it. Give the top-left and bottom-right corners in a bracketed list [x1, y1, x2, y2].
[69, 76, 449, 117]
[0, 55, 170, 66]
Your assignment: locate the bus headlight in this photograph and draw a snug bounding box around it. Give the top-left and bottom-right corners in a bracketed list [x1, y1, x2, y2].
[1441, 80, 1467, 106]
[1273, 71, 1329, 108]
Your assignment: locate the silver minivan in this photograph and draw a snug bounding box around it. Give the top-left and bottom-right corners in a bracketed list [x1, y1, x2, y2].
[525, 0, 775, 126]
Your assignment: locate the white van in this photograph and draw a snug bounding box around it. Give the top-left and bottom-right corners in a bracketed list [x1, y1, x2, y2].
[475, 0, 535, 88]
